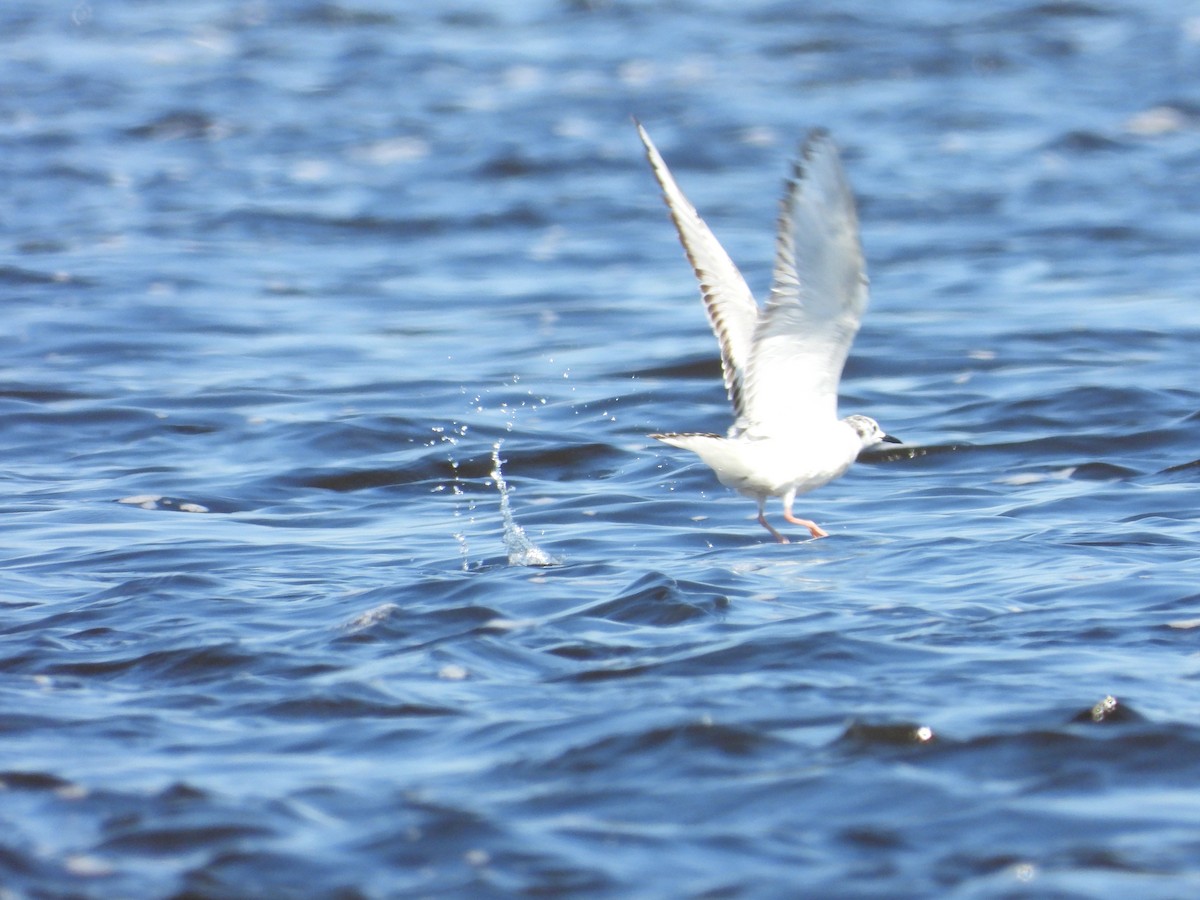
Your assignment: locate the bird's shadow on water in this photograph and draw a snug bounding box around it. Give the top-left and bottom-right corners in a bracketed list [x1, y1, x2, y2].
[858, 440, 964, 465]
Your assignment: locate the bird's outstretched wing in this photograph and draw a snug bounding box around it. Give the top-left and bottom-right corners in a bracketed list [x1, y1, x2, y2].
[637, 122, 760, 417]
[736, 130, 869, 438]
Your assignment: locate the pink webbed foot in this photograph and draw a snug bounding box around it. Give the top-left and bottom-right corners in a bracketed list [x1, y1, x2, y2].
[784, 512, 829, 540]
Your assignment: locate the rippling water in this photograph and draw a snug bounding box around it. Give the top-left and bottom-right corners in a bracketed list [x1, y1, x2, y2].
[4, 1, 1200, 896]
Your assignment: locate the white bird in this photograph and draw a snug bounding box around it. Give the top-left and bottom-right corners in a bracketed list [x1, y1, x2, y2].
[639, 122, 899, 543]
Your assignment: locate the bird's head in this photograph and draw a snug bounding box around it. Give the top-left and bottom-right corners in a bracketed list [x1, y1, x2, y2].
[844, 414, 901, 450]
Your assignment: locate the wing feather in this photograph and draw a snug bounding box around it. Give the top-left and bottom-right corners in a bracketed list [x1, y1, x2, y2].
[737, 129, 868, 437]
[637, 122, 760, 417]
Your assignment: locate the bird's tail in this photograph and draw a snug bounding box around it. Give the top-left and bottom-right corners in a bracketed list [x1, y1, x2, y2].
[649, 432, 723, 451]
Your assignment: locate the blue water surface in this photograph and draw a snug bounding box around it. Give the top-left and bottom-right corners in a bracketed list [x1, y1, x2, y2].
[4, 0, 1200, 896]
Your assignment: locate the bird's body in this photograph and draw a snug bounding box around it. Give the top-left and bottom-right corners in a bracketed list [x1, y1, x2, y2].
[638, 122, 898, 542]
[657, 419, 863, 491]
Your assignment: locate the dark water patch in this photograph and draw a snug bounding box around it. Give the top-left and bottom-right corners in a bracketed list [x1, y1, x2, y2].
[0, 265, 92, 287]
[955, 431, 1176, 467]
[1070, 461, 1140, 480]
[1063, 528, 1194, 549]
[545, 639, 642, 662]
[0, 771, 74, 791]
[664, 629, 939, 678]
[277, 451, 505, 495]
[295, 415, 440, 458]
[929, 722, 1200, 796]
[579, 572, 729, 625]
[837, 720, 937, 751]
[281, 450, 490, 494]
[1025, 1, 1114, 18]
[99, 820, 274, 855]
[488, 441, 623, 482]
[86, 572, 230, 606]
[2, 404, 186, 451]
[210, 204, 548, 243]
[1142, 592, 1200, 613]
[511, 719, 786, 780]
[0, 385, 95, 405]
[43, 643, 262, 685]
[858, 441, 960, 464]
[632, 355, 724, 383]
[212, 208, 450, 241]
[333, 595, 503, 646]
[286, 465, 422, 493]
[1149, 458, 1200, 482]
[294, 4, 399, 26]
[1044, 130, 1129, 153]
[124, 110, 228, 142]
[179, 849, 372, 899]
[557, 625, 939, 686]
[245, 693, 458, 722]
[349, 793, 506, 870]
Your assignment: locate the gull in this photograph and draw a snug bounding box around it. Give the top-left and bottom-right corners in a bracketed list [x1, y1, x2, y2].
[638, 122, 899, 543]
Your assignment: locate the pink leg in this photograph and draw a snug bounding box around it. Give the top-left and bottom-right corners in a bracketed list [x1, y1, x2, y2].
[783, 510, 828, 539]
[756, 503, 789, 543]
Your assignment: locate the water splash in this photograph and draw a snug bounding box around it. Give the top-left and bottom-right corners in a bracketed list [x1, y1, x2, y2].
[432, 421, 475, 571]
[491, 441, 560, 567]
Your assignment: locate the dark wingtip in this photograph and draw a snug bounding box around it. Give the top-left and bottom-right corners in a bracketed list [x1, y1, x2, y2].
[796, 127, 837, 170]
[784, 128, 838, 193]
